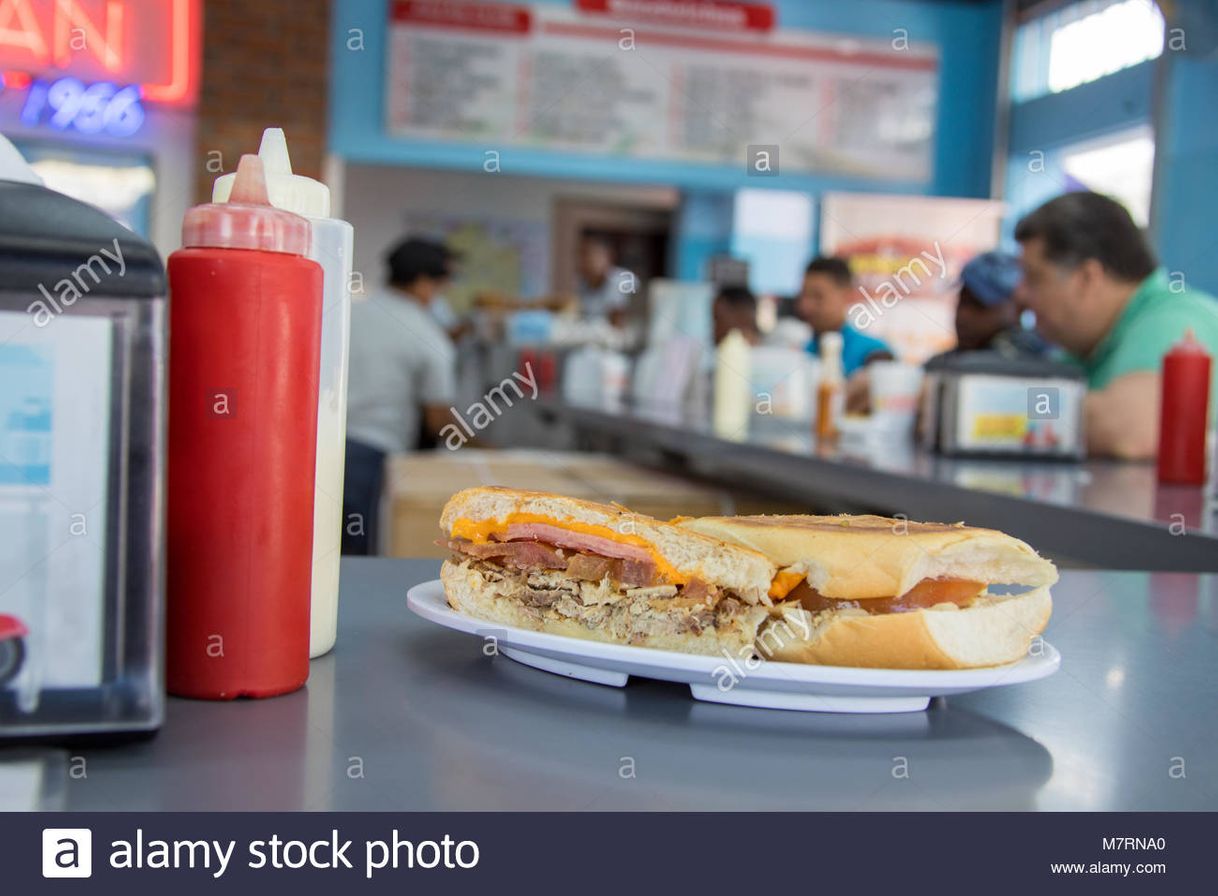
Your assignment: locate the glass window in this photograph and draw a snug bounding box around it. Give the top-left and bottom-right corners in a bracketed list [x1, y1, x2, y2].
[1002, 124, 1155, 245]
[731, 189, 814, 297]
[1013, 0, 1164, 101]
[1059, 125, 1155, 225]
[13, 141, 155, 237]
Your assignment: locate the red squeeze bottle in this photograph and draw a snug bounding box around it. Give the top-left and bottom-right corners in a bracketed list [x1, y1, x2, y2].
[166, 155, 323, 699]
[538, 352, 557, 394]
[1157, 329, 1212, 485]
[519, 348, 537, 386]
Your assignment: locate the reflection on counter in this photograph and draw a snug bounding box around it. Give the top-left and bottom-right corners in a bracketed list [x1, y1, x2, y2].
[0, 749, 67, 811]
[535, 397, 1218, 541]
[404, 640, 1055, 811]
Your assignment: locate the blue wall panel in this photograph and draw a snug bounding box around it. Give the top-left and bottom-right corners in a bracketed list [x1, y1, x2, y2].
[669, 190, 736, 281]
[1008, 60, 1154, 154]
[1153, 48, 1218, 296]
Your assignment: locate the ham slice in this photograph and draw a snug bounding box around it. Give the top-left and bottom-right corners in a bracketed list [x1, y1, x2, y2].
[504, 523, 654, 564]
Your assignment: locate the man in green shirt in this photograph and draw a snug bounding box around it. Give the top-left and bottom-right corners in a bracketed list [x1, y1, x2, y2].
[1015, 192, 1218, 460]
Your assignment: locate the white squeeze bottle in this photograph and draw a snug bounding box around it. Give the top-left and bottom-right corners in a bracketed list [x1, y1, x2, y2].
[713, 329, 751, 441]
[214, 128, 354, 658]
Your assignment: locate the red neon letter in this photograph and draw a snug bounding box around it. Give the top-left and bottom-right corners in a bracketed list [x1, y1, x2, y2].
[141, 0, 197, 104]
[54, 0, 124, 70]
[0, 0, 49, 60]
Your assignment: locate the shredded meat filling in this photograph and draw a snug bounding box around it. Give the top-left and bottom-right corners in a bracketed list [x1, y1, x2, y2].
[521, 588, 562, 608]
[460, 557, 747, 640]
[448, 537, 660, 588]
[681, 577, 716, 603]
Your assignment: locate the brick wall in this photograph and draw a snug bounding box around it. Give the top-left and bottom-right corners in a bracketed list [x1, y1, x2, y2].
[193, 0, 332, 203]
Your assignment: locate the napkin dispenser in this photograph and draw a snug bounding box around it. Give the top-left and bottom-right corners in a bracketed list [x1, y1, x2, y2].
[920, 352, 1087, 460]
[0, 153, 166, 741]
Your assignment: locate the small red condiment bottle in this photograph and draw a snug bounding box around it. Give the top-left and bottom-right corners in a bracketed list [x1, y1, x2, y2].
[166, 155, 323, 698]
[1157, 329, 1212, 485]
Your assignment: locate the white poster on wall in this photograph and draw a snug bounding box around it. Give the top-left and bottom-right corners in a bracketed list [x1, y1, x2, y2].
[399, 211, 550, 311]
[386, 0, 939, 181]
[819, 192, 1006, 363]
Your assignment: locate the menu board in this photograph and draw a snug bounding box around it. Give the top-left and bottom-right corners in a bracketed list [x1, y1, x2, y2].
[386, 1, 938, 181]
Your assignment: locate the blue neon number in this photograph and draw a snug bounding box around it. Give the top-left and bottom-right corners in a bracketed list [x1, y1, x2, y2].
[104, 85, 145, 137]
[19, 80, 49, 126]
[19, 77, 145, 137]
[47, 77, 87, 129]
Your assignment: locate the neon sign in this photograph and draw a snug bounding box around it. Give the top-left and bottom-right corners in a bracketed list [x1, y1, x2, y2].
[20, 76, 144, 135]
[0, 0, 199, 106]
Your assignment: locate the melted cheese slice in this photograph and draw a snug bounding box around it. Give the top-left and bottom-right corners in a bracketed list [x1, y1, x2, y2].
[768, 569, 805, 600]
[449, 513, 687, 584]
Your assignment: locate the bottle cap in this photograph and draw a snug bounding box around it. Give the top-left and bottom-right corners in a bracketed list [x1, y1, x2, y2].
[211, 128, 331, 219]
[183, 155, 311, 255]
[1173, 328, 1209, 354]
[720, 328, 749, 349]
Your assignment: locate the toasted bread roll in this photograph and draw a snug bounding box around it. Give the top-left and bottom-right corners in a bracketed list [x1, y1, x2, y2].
[680, 514, 1057, 600]
[760, 587, 1052, 670]
[683, 513, 1055, 669]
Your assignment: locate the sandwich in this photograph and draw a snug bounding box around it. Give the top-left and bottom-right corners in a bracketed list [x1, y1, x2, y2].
[679, 514, 1056, 670]
[439, 487, 777, 656]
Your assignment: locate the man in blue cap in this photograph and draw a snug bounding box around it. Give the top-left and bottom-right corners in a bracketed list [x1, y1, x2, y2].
[950, 251, 1048, 358]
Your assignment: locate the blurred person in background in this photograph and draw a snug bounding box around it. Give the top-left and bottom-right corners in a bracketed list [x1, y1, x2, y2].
[933, 251, 1051, 361]
[576, 235, 635, 326]
[343, 237, 458, 554]
[471, 235, 631, 322]
[712, 285, 761, 346]
[798, 256, 894, 412]
[1015, 191, 1218, 460]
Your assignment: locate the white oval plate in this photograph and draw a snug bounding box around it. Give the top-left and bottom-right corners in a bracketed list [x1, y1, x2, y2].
[407, 580, 1060, 714]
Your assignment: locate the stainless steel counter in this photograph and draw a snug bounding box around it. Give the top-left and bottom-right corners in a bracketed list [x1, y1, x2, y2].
[47, 558, 1218, 811]
[534, 401, 1218, 571]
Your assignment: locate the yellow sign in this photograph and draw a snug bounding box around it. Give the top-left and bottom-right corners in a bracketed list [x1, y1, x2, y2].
[971, 413, 1027, 441]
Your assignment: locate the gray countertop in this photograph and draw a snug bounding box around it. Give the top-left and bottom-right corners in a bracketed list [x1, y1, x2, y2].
[49, 558, 1218, 811]
[534, 401, 1218, 571]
